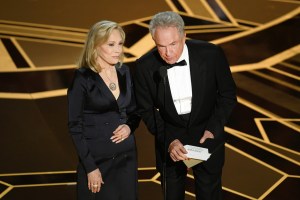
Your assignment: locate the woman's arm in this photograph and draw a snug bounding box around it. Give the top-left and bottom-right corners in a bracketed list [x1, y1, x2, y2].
[67, 69, 97, 173]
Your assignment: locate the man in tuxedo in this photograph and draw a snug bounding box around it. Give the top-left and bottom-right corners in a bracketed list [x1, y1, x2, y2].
[134, 11, 237, 200]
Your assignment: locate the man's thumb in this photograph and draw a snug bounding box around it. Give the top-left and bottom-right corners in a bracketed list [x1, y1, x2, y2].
[200, 137, 205, 144]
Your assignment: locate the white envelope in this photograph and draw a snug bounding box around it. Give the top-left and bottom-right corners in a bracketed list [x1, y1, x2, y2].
[184, 145, 211, 161]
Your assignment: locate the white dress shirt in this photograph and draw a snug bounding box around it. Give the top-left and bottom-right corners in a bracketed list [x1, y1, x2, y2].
[167, 44, 193, 115]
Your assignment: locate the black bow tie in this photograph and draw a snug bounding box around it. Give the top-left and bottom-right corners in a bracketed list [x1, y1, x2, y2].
[167, 60, 187, 69]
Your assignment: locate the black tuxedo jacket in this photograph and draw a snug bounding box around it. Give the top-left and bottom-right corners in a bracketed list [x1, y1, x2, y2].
[134, 40, 237, 171]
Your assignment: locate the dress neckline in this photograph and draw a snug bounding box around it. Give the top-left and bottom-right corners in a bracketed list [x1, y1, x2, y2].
[98, 67, 121, 101]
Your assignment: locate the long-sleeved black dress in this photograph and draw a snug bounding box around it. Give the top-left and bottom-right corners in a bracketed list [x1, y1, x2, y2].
[68, 65, 140, 200]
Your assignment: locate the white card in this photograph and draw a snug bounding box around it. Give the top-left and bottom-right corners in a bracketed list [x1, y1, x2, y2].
[184, 145, 211, 161]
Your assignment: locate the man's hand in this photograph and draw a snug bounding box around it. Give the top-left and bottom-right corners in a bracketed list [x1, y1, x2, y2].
[199, 130, 214, 144]
[168, 139, 188, 162]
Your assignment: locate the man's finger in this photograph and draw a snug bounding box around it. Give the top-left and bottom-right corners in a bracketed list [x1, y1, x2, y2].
[179, 146, 188, 154]
[173, 150, 187, 160]
[170, 154, 177, 161]
[200, 136, 206, 144]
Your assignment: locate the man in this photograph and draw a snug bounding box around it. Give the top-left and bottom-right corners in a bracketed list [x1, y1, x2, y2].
[134, 11, 237, 200]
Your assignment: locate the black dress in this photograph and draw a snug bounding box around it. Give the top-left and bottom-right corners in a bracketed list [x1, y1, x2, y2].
[67, 65, 140, 200]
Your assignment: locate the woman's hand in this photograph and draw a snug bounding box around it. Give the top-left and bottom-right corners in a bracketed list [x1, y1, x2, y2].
[87, 168, 104, 193]
[111, 124, 131, 143]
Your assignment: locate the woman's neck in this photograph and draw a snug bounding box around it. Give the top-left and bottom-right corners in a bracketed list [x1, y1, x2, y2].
[97, 62, 115, 72]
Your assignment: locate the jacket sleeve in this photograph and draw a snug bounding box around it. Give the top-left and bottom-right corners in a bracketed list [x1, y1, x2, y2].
[205, 46, 237, 140]
[125, 67, 141, 133]
[67, 69, 97, 173]
[134, 60, 166, 145]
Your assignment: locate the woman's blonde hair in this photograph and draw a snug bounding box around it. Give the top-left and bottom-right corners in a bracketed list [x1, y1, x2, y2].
[77, 20, 125, 72]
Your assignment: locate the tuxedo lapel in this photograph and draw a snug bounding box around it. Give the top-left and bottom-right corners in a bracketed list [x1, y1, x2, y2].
[150, 60, 182, 124]
[188, 47, 206, 126]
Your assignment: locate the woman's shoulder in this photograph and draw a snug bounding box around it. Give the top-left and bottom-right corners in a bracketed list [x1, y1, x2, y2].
[75, 67, 95, 77]
[77, 66, 93, 74]
[69, 67, 96, 85]
[118, 63, 130, 74]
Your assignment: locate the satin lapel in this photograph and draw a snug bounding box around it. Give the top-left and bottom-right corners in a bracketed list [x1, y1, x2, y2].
[189, 50, 205, 126]
[93, 70, 117, 103]
[116, 67, 127, 103]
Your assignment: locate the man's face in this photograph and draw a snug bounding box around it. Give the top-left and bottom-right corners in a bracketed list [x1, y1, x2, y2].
[152, 26, 186, 64]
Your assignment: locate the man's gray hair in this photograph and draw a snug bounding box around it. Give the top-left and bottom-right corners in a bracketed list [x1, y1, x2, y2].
[149, 11, 185, 37]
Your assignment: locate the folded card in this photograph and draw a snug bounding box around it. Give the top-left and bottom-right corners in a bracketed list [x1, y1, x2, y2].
[184, 145, 211, 161]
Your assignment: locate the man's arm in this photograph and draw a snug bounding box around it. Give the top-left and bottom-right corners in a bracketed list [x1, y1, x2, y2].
[134, 60, 165, 143]
[205, 46, 237, 140]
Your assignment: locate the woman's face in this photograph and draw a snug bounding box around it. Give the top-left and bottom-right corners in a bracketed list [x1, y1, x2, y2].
[96, 29, 123, 67]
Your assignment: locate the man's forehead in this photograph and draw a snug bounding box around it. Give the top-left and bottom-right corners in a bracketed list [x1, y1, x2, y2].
[154, 29, 182, 45]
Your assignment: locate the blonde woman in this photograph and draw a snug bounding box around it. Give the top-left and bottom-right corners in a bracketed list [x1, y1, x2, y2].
[68, 20, 140, 200]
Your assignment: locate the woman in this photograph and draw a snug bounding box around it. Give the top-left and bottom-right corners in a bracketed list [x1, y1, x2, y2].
[68, 20, 140, 200]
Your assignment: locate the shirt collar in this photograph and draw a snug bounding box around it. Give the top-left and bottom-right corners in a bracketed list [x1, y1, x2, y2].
[177, 44, 189, 65]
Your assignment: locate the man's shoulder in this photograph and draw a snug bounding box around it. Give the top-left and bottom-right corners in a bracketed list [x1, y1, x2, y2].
[186, 40, 221, 58]
[136, 48, 161, 68]
[186, 39, 218, 50]
[137, 48, 158, 62]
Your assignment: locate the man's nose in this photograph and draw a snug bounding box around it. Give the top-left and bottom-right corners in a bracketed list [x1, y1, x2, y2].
[165, 47, 171, 56]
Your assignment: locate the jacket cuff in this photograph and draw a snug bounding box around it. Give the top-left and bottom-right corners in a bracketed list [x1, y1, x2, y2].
[82, 156, 98, 174]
